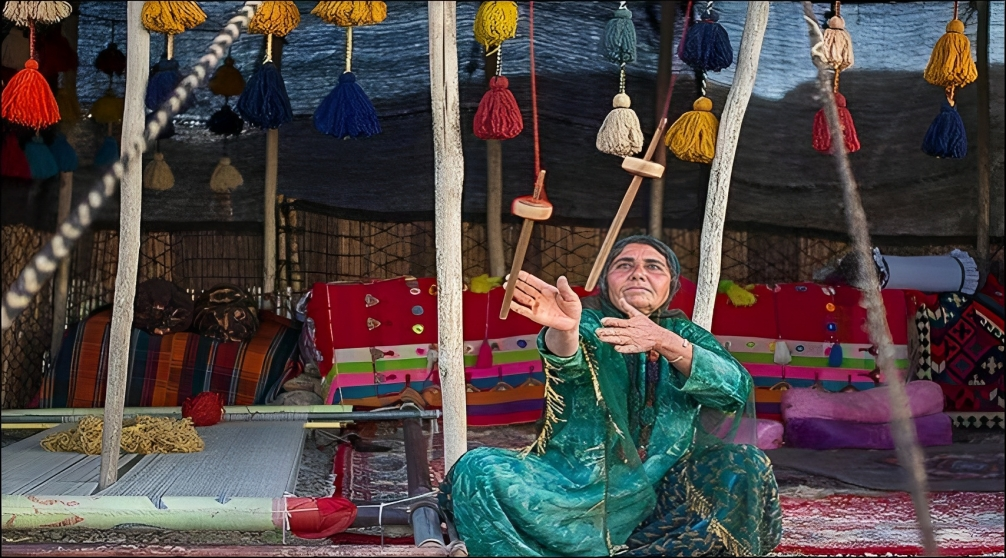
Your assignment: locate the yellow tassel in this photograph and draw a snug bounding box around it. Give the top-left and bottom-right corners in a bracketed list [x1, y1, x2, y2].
[474, 1, 518, 50]
[717, 280, 757, 307]
[143, 152, 175, 191]
[248, 1, 301, 37]
[469, 273, 503, 294]
[91, 89, 124, 125]
[311, 1, 387, 27]
[141, 1, 207, 34]
[923, 19, 977, 89]
[822, 16, 854, 72]
[56, 86, 81, 130]
[664, 96, 719, 164]
[210, 157, 243, 192]
[209, 57, 245, 97]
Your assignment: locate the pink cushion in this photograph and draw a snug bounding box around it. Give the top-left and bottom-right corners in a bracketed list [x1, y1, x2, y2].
[780, 380, 945, 424]
[757, 418, 784, 450]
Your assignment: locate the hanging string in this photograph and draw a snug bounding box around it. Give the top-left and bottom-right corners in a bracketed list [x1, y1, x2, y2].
[265, 33, 273, 63]
[29, 21, 37, 60]
[660, 0, 696, 122]
[953, 0, 958, 20]
[345, 27, 353, 73]
[529, 0, 540, 178]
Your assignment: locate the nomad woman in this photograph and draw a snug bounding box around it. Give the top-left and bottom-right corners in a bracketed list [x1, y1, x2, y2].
[439, 235, 782, 556]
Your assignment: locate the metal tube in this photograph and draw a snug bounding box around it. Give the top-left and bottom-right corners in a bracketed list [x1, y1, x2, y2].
[0, 543, 448, 557]
[404, 413, 443, 549]
[3, 408, 441, 424]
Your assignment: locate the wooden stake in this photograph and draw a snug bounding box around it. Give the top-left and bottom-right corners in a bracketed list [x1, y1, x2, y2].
[428, 0, 468, 473]
[263, 36, 283, 309]
[99, 2, 148, 490]
[648, 0, 676, 241]
[487, 139, 505, 277]
[501, 170, 547, 319]
[976, 0, 991, 272]
[691, 2, 768, 330]
[585, 120, 667, 291]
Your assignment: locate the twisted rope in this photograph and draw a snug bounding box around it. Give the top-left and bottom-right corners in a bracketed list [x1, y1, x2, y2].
[800, 3, 939, 555]
[1, 1, 264, 332]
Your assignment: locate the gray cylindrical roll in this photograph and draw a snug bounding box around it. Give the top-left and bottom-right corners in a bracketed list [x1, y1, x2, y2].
[875, 248, 979, 295]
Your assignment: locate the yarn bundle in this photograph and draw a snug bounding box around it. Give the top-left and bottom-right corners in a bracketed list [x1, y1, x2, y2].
[208, 55, 246, 200]
[237, 1, 299, 130]
[595, 2, 643, 158]
[472, 1, 522, 140]
[1, 1, 72, 130]
[921, 1, 976, 159]
[812, 3, 860, 155]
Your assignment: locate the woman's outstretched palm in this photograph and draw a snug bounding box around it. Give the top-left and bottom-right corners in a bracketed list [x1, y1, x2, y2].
[506, 271, 581, 332]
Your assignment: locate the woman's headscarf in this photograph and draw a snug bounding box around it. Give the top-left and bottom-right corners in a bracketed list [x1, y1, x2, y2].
[589, 235, 684, 319]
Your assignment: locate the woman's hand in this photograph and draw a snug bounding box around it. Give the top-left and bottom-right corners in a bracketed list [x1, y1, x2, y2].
[506, 271, 581, 332]
[595, 297, 670, 354]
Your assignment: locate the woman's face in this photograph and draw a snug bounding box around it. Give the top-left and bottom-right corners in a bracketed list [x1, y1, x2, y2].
[605, 243, 673, 315]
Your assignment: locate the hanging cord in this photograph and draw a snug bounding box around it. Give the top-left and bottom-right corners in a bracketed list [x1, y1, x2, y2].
[345, 27, 353, 73]
[28, 20, 36, 60]
[265, 32, 274, 63]
[946, 0, 959, 105]
[831, 0, 841, 92]
[800, 3, 939, 555]
[529, 1, 540, 178]
[660, 0, 697, 122]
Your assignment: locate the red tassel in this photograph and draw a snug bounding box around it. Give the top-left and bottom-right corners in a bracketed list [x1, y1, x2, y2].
[37, 25, 78, 79]
[473, 76, 523, 140]
[1, 134, 32, 180]
[2, 60, 61, 130]
[181, 391, 225, 426]
[812, 92, 860, 154]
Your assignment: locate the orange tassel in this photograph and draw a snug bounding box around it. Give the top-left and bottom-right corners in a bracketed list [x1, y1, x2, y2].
[1, 59, 60, 130]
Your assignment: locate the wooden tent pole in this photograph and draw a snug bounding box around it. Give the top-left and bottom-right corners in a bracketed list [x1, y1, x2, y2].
[691, 2, 768, 330]
[263, 37, 284, 309]
[428, 0, 468, 472]
[99, 2, 148, 490]
[648, 1, 677, 241]
[976, 0, 991, 272]
[50, 11, 79, 362]
[485, 43, 505, 277]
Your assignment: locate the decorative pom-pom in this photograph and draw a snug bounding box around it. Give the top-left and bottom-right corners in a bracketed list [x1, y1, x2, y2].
[143, 152, 175, 191]
[313, 71, 381, 139]
[596, 93, 643, 157]
[91, 89, 124, 124]
[181, 391, 225, 426]
[1, 60, 61, 130]
[48, 132, 78, 172]
[145, 56, 187, 112]
[25, 136, 59, 180]
[248, 1, 301, 37]
[680, 10, 733, 72]
[821, 15, 854, 71]
[93, 135, 119, 168]
[311, 1, 388, 27]
[827, 342, 844, 368]
[94, 42, 127, 76]
[923, 19, 977, 89]
[473, 1, 518, 50]
[208, 104, 244, 136]
[664, 96, 719, 164]
[773, 340, 792, 366]
[3, 1, 72, 26]
[812, 92, 860, 154]
[209, 57, 245, 97]
[146, 111, 176, 140]
[56, 86, 81, 128]
[473, 75, 523, 140]
[140, 1, 207, 34]
[1, 134, 32, 180]
[717, 280, 757, 307]
[210, 157, 243, 193]
[922, 100, 967, 159]
[237, 62, 292, 129]
[602, 6, 636, 65]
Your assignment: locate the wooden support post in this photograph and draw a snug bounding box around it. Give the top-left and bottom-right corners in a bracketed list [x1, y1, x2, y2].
[487, 139, 505, 277]
[648, 0, 676, 241]
[691, 2, 768, 330]
[263, 37, 283, 308]
[976, 0, 991, 271]
[428, 1, 468, 472]
[99, 2, 148, 491]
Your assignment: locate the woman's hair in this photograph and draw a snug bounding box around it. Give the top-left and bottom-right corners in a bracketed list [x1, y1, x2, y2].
[598, 235, 682, 311]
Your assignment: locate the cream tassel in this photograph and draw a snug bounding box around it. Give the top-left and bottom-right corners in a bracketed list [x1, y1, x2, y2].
[209, 156, 243, 192]
[596, 93, 643, 157]
[822, 16, 854, 71]
[143, 152, 174, 191]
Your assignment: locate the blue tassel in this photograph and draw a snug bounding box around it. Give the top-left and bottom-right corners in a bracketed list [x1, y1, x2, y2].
[313, 72, 381, 139]
[145, 56, 186, 112]
[208, 104, 244, 136]
[48, 133, 78, 173]
[922, 100, 967, 159]
[237, 62, 292, 130]
[681, 10, 733, 73]
[602, 6, 636, 65]
[827, 342, 844, 368]
[94, 136, 120, 168]
[25, 137, 59, 180]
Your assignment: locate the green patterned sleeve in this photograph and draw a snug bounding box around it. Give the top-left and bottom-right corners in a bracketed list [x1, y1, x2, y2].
[535, 310, 604, 382]
[671, 319, 752, 413]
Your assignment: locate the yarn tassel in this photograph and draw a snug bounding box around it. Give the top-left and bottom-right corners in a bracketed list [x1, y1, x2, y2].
[209, 56, 245, 98]
[717, 280, 757, 307]
[143, 152, 175, 191]
[773, 340, 792, 366]
[812, 92, 860, 154]
[827, 342, 844, 368]
[237, 62, 292, 129]
[924, 19, 977, 89]
[313, 71, 381, 139]
[91, 89, 124, 124]
[596, 93, 643, 157]
[208, 104, 244, 136]
[680, 10, 733, 72]
[2, 59, 61, 130]
[3, 2, 73, 26]
[473, 1, 518, 50]
[56, 86, 81, 129]
[210, 156, 243, 192]
[664, 96, 718, 164]
[473, 76, 523, 140]
[1, 134, 32, 180]
[94, 42, 127, 76]
[145, 56, 192, 112]
[311, 1, 388, 26]
[822, 15, 854, 71]
[602, 6, 636, 65]
[247, 1, 302, 37]
[140, 1, 207, 34]
[922, 99, 967, 159]
[93, 135, 119, 168]
[25, 136, 59, 180]
[48, 132, 78, 172]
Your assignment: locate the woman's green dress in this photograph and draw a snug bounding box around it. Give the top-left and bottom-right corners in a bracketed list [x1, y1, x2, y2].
[439, 303, 783, 556]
